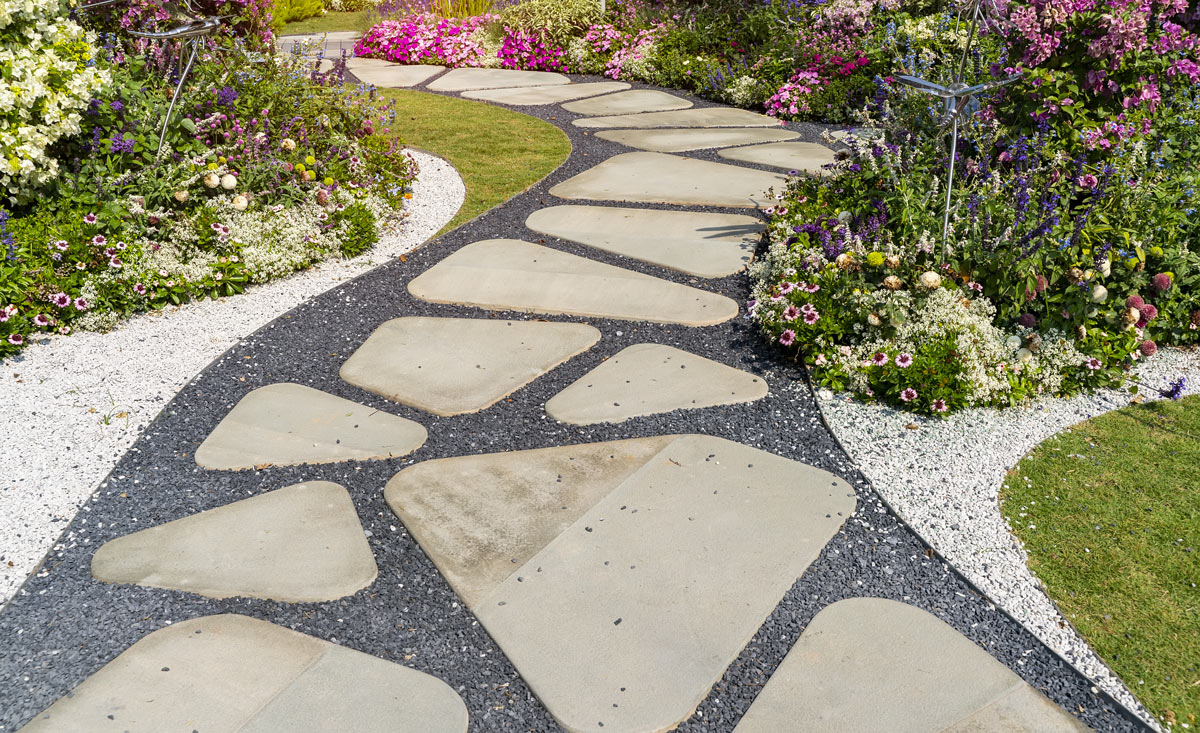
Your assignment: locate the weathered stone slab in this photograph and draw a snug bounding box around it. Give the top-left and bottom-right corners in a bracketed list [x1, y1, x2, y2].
[594, 127, 799, 152]
[408, 239, 738, 326]
[345, 58, 445, 87]
[462, 82, 630, 105]
[24, 615, 468, 732]
[340, 317, 600, 416]
[387, 435, 855, 732]
[427, 67, 569, 92]
[545, 344, 767, 424]
[574, 107, 783, 129]
[195, 383, 427, 470]
[733, 598, 1090, 733]
[718, 141, 838, 173]
[525, 205, 761, 278]
[91, 481, 377, 602]
[549, 152, 786, 209]
[562, 89, 692, 116]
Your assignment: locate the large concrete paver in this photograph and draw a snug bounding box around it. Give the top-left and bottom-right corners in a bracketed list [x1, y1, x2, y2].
[594, 127, 800, 152]
[717, 140, 838, 173]
[91, 481, 377, 602]
[463, 82, 630, 105]
[23, 614, 468, 732]
[407, 239, 738, 326]
[340, 317, 600, 416]
[345, 58, 445, 87]
[550, 152, 786, 209]
[427, 67, 569, 91]
[733, 598, 1090, 733]
[562, 89, 692, 116]
[574, 107, 783, 129]
[525, 205, 761, 278]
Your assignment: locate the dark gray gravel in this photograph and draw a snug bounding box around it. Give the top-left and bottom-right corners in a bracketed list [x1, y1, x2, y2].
[0, 72, 1149, 732]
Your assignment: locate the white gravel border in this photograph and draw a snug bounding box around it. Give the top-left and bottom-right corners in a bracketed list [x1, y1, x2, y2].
[816, 346, 1200, 730]
[0, 149, 463, 606]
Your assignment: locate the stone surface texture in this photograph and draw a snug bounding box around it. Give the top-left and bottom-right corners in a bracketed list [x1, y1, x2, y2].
[427, 68, 568, 91]
[344, 59, 445, 87]
[594, 127, 800, 152]
[717, 141, 838, 173]
[461, 82, 630, 105]
[562, 89, 693, 116]
[573, 107, 783, 129]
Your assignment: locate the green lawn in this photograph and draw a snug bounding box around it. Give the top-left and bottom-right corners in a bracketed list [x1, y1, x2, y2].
[280, 10, 371, 35]
[1000, 395, 1200, 729]
[382, 89, 570, 235]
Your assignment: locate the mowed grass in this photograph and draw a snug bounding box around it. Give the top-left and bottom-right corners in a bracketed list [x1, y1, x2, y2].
[381, 88, 570, 235]
[280, 10, 372, 35]
[999, 395, 1200, 729]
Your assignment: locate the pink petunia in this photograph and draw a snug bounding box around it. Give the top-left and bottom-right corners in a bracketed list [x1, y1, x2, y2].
[900, 387, 917, 402]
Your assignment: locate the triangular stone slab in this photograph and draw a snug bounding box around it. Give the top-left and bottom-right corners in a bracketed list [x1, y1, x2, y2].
[407, 239, 738, 326]
[462, 81, 630, 105]
[734, 598, 1089, 732]
[427, 67, 569, 91]
[573, 107, 783, 129]
[594, 127, 800, 152]
[345, 58, 445, 87]
[562, 89, 692, 116]
[339, 317, 600, 416]
[718, 141, 838, 173]
[545, 343, 768, 424]
[24, 615, 468, 732]
[91, 481, 377, 602]
[194, 383, 427, 470]
[386, 435, 856, 732]
[549, 152, 786, 209]
[525, 205, 761, 277]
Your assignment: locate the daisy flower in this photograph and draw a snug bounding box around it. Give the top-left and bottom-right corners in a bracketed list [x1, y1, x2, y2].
[871, 352, 888, 366]
[779, 281, 796, 294]
[783, 305, 801, 320]
[91, 235, 106, 246]
[779, 329, 797, 346]
[806, 283, 820, 293]
[1086, 358, 1101, 370]
[83, 213, 97, 224]
[33, 314, 51, 327]
[54, 240, 69, 251]
[900, 387, 917, 402]
[803, 310, 820, 325]
[134, 283, 147, 295]
[51, 293, 70, 308]
[8, 333, 23, 345]
[895, 353, 913, 368]
[74, 297, 89, 311]
[932, 398, 948, 412]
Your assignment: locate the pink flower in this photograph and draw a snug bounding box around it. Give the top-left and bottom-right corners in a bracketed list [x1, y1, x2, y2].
[871, 352, 888, 366]
[779, 329, 796, 346]
[900, 387, 917, 402]
[815, 353, 827, 366]
[83, 213, 97, 224]
[932, 399, 948, 412]
[895, 353, 913, 368]
[1077, 174, 1099, 189]
[33, 314, 51, 327]
[51, 293, 70, 308]
[0, 305, 14, 322]
[92, 235, 106, 246]
[1126, 294, 1145, 309]
[1086, 358, 1102, 370]
[74, 297, 88, 311]
[783, 305, 801, 320]
[1151, 273, 1172, 293]
[134, 283, 147, 295]
[803, 310, 820, 325]
[806, 283, 820, 293]
[54, 240, 68, 250]
[778, 281, 796, 294]
[1139, 340, 1157, 357]
[8, 333, 23, 346]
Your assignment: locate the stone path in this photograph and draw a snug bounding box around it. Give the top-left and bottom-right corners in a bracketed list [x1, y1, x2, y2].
[1, 60, 1145, 733]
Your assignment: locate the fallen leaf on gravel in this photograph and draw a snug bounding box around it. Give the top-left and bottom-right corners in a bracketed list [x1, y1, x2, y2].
[905, 423, 919, 430]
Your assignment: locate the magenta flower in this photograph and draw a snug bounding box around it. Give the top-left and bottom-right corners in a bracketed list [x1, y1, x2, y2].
[778, 281, 795, 294]
[1086, 358, 1102, 370]
[783, 305, 801, 320]
[33, 314, 50, 327]
[895, 353, 913, 368]
[51, 293, 70, 308]
[900, 387, 917, 402]
[1139, 340, 1157, 357]
[83, 213, 97, 224]
[871, 352, 888, 366]
[91, 235, 106, 246]
[134, 283, 147, 295]
[8, 333, 23, 346]
[1151, 273, 1172, 293]
[932, 399, 948, 413]
[779, 329, 797, 346]
[1017, 313, 1037, 328]
[1126, 294, 1145, 309]
[1077, 174, 1099, 189]
[74, 297, 88, 311]
[806, 283, 820, 293]
[803, 310, 820, 325]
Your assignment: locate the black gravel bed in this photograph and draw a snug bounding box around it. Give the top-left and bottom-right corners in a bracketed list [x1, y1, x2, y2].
[0, 71, 1148, 732]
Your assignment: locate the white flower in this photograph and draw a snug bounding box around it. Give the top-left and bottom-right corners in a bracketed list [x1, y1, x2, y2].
[867, 312, 882, 327]
[918, 271, 942, 289]
[1006, 335, 1022, 350]
[220, 174, 237, 190]
[1099, 258, 1111, 277]
[1017, 348, 1033, 363]
[1091, 284, 1108, 303]
[203, 173, 220, 188]
[231, 195, 248, 211]
[173, 190, 189, 203]
[281, 138, 296, 151]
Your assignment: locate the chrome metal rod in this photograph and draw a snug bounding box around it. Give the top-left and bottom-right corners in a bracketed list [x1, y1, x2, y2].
[156, 38, 199, 157]
[942, 116, 958, 255]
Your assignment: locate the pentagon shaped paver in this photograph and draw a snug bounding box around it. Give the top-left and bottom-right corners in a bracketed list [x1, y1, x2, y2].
[718, 140, 838, 174]
[194, 383, 427, 470]
[549, 152, 786, 209]
[594, 127, 800, 152]
[407, 239, 738, 326]
[427, 67, 569, 92]
[24, 614, 468, 733]
[386, 435, 855, 733]
[525, 205, 761, 278]
[345, 58, 445, 87]
[562, 89, 693, 116]
[91, 481, 376, 602]
[462, 81, 630, 105]
[734, 598, 1089, 733]
[545, 343, 768, 424]
[339, 317, 600, 416]
[573, 107, 782, 129]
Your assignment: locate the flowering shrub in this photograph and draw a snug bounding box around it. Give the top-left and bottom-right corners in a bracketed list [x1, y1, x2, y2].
[354, 13, 499, 65]
[92, 0, 277, 47]
[498, 29, 569, 71]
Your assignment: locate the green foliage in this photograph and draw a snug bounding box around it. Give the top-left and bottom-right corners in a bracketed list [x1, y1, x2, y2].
[500, 0, 601, 45]
[272, 0, 326, 29]
[335, 202, 378, 256]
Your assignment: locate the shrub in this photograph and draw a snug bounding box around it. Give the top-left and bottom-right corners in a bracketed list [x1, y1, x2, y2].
[272, 0, 325, 27]
[499, 0, 600, 46]
[354, 13, 500, 65]
[335, 201, 378, 256]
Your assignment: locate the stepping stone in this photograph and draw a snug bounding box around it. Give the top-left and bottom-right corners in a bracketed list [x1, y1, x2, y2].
[427, 67, 568, 92]
[734, 598, 1089, 733]
[91, 481, 376, 602]
[194, 383, 427, 470]
[24, 614, 468, 732]
[595, 127, 800, 152]
[525, 205, 761, 278]
[562, 89, 692, 116]
[386, 435, 855, 732]
[345, 58, 444, 87]
[339, 317, 600, 416]
[573, 107, 782, 129]
[545, 344, 767, 424]
[718, 141, 837, 174]
[549, 152, 786, 209]
[408, 239, 738, 326]
[461, 81, 630, 105]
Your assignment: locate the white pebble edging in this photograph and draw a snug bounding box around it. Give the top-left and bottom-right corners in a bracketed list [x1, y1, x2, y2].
[0, 149, 464, 606]
[816, 346, 1200, 730]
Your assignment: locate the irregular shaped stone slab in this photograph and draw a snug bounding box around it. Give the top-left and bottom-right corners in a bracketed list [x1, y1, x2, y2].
[525, 205, 761, 278]
[574, 107, 783, 129]
[734, 598, 1089, 733]
[24, 614, 468, 733]
[387, 435, 855, 732]
[340, 317, 600, 416]
[718, 141, 838, 174]
[195, 383, 427, 470]
[594, 127, 800, 152]
[462, 81, 630, 105]
[408, 239, 738, 326]
[546, 344, 767, 424]
[345, 58, 444, 87]
[91, 481, 376, 602]
[550, 152, 786, 209]
[562, 89, 692, 116]
[427, 67, 568, 92]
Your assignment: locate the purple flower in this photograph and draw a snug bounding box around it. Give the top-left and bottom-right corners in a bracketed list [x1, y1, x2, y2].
[74, 297, 88, 311]
[895, 353, 913, 368]
[871, 352, 888, 366]
[803, 310, 820, 325]
[932, 399, 948, 412]
[900, 387, 917, 402]
[1017, 313, 1037, 328]
[1152, 273, 1173, 292]
[216, 86, 239, 106]
[783, 305, 801, 320]
[51, 292, 70, 308]
[1160, 377, 1187, 401]
[1139, 340, 1157, 357]
[779, 329, 796, 346]
[109, 133, 135, 154]
[109, 100, 124, 112]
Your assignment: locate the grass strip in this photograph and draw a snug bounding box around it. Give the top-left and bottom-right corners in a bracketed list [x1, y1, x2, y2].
[280, 10, 371, 35]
